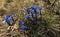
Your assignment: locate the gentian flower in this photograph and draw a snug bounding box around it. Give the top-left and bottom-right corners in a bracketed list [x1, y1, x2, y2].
[24, 8, 30, 14]
[25, 14, 30, 19]
[24, 8, 29, 11]
[3, 16, 11, 23]
[3, 14, 14, 23]
[35, 12, 39, 16]
[19, 20, 24, 25]
[9, 13, 14, 18]
[38, 7, 42, 10]
[31, 5, 38, 9]
[20, 26, 27, 30]
[29, 9, 35, 13]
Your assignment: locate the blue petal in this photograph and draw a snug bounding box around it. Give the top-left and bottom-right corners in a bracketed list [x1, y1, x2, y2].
[19, 20, 24, 25]
[20, 26, 27, 30]
[4, 16, 12, 23]
[5, 19, 11, 23]
[31, 5, 38, 9]
[38, 7, 42, 10]
[25, 14, 30, 19]
[29, 9, 35, 13]
[35, 12, 39, 16]
[4, 17, 11, 23]
[4, 16, 9, 20]
[24, 8, 29, 11]
[9, 14, 14, 18]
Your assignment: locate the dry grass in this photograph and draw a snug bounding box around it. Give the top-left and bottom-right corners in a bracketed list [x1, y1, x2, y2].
[0, 0, 60, 37]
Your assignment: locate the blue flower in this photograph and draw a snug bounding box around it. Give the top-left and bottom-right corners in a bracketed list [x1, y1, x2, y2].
[38, 7, 42, 10]
[25, 14, 30, 19]
[3, 14, 14, 23]
[19, 20, 24, 25]
[35, 12, 39, 16]
[24, 8, 29, 11]
[9, 13, 14, 18]
[24, 8, 30, 14]
[29, 9, 35, 13]
[5, 19, 11, 23]
[31, 5, 38, 9]
[20, 26, 27, 30]
[4, 16, 11, 23]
